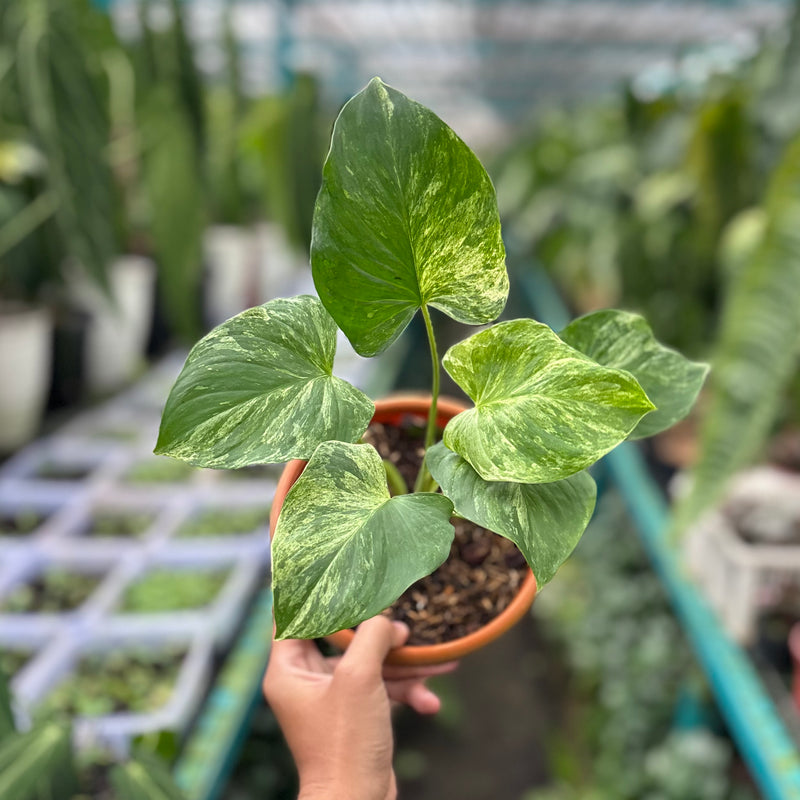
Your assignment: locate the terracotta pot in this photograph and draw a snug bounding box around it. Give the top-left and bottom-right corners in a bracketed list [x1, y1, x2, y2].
[269, 394, 538, 666]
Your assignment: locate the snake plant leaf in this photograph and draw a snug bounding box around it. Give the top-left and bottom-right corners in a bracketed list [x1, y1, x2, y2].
[560, 310, 709, 439]
[156, 295, 374, 468]
[273, 441, 454, 639]
[428, 442, 596, 585]
[442, 319, 655, 482]
[311, 77, 508, 357]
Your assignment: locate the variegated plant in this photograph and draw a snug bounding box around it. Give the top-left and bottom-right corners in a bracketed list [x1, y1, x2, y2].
[156, 78, 708, 640]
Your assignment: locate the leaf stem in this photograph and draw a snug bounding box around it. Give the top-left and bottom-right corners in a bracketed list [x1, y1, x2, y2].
[413, 304, 440, 493]
[383, 459, 409, 496]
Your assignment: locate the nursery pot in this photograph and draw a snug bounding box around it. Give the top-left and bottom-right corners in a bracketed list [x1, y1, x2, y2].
[0, 304, 52, 453]
[73, 255, 156, 395]
[269, 395, 538, 666]
[203, 225, 256, 327]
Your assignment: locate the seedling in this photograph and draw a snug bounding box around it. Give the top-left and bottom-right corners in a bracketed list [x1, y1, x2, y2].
[120, 569, 229, 612]
[0, 570, 101, 613]
[38, 649, 183, 717]
[176, 507, 269, 539]
[156, 78, 707, 640]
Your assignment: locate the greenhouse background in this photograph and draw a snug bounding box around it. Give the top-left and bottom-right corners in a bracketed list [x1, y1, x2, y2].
[1, 0, 800, 797]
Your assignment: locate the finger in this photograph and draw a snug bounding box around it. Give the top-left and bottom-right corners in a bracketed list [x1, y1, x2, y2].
[382, 661, 458, 681]
[386, 678, 442, 714]
[337, 616, 403, 678]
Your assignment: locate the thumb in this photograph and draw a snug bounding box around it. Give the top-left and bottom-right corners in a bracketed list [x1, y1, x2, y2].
[338, 616, 408, 678]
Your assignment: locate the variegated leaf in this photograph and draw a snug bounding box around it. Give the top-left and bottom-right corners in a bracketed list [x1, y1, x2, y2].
[428, 442, 596, 585]
[560, 310, 709, 439]
[273, 441, 454, 639]
[442, 319, 655, 482]
[311, 77, 508, 357]
[155, 295, 374, 468]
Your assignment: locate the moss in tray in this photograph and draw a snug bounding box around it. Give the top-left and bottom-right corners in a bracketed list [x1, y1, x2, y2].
[0, 570, 102, 613]
[0, 508, 50, 536]
[124, 457, 196, 484]
[83, 510, 154, 538]
[120, 569, 230, 612]
[176, 507, 269, 538]
[38, 648, 184, 718]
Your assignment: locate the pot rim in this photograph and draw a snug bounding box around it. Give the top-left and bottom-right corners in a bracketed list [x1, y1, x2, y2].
[269, 393, 538, 666]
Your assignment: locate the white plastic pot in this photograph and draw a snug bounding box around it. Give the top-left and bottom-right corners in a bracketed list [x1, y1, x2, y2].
[74, 255, 156, 395]
[0, 304, 52, 453]
[253, 222, 305, 302]
[203, 225, 256, 326]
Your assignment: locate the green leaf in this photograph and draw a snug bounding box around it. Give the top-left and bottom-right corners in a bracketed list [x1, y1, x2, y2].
[0, 722, 77, 800]
[560, 310, 709, 439]
[428, 442, 596, 585]
[442, 319, 655, 482]
[273, 441, 454, 639]
[111, 753, 187, 800]
[311, 77, 508, 357]
[156, 295, 374, 468]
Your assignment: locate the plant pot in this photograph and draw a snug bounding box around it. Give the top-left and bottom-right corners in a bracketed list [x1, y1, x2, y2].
[269, 395, 538, 666]
[203, 225, 256, 327]
[72, 255, 156, 395]
[0, 304, 52, 453]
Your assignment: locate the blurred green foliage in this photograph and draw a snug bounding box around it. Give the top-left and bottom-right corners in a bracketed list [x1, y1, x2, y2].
[528, 493, 757, 800]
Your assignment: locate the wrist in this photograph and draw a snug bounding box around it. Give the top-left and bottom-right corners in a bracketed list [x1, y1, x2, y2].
[298, 775, 394, 800]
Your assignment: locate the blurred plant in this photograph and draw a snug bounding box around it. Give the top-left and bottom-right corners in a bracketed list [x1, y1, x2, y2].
[240, 72, 325, 253]
[0, 0, 119, 301]
[119, 0, 206, 340]
[530, 493, 756, 800]
[0, 663, 188, 798]
[496, 8, 800, 358]
[671, 130, 800, 532]
[120, 568, 229, 612]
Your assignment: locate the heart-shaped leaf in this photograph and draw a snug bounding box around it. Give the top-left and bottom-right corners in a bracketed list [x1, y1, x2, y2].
[273, 441, 455, 639]
[442, 319, 655, 482]
[560, 310, 709, 439]
[311, 77, 508, 357]
[428, 442, 596, 585]
[156, 295, 374, 468]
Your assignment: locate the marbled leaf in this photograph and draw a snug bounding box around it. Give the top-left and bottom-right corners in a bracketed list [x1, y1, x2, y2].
[560, 310, 709, 439]
[428, 442, 596, 585]
[442, 319, 655, 482]
[155, 295, 374, 468]
[273, 441, 454, 639]
[311, 77, 508, 357]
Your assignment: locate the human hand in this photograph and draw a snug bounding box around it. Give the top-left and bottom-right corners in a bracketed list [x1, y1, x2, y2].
[262, 616, 457, 800]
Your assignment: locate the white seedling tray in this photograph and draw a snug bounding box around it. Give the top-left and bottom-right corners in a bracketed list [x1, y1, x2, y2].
[13, 628, 213, 758]
[99, 549, 267, 650]
[0, 551, 123, 647]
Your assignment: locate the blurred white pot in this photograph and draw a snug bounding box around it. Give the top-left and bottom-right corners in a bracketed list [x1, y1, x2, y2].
[203, 225, 256, 326]
[0, 304, 52, 452]
[253, 222, 304, 303]
[73, 255, 156, 395]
